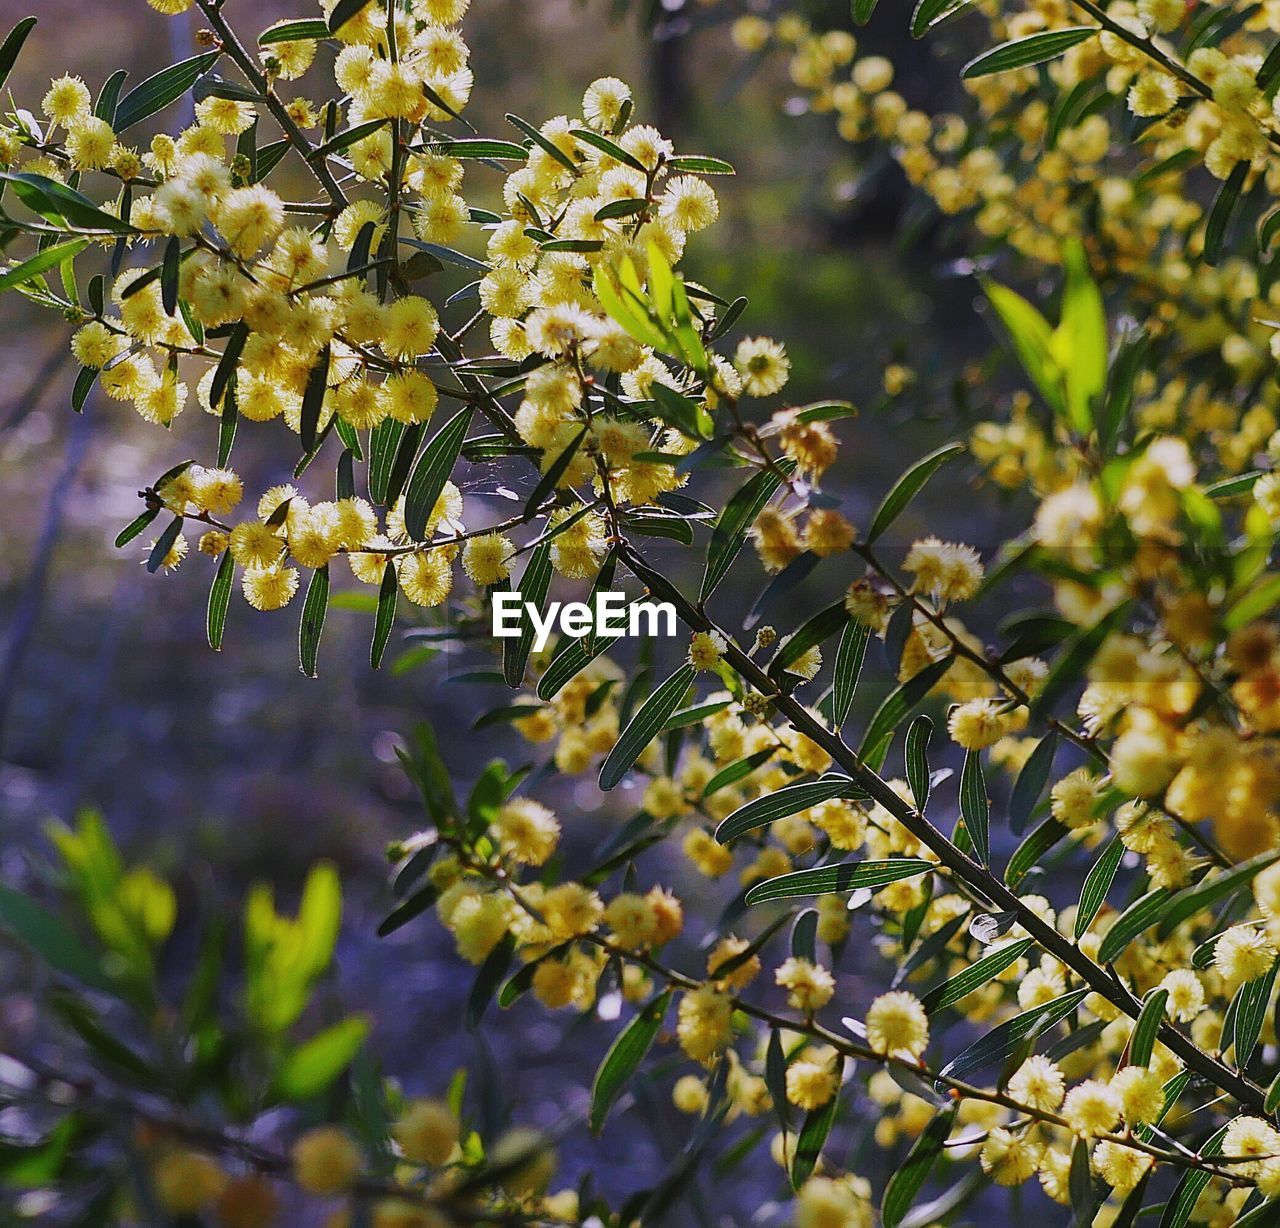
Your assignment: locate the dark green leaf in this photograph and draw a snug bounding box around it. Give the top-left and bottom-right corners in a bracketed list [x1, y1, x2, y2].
[938, 989, 1089, 1083]
[0, 885, 112, 990]
[145, 517, 182, 575]
[1129, 989, 1168, 1067]
[701, 462, 794, 601]
[1076, 836, 1124, 939]
[1157, 849, 1280, 939]
[771, 602, 848, 677]
[370, 561, 398, 669]
[904, 716, 932, 812]
[115, 507, 158, 549]
[466, 934, 515, 1030]
[115, 51, 220, 132]
[403, 406, 472, 541]
[717, 776, 868, 845]
[791, 1059, 842, 1188]
[1009, 731, 1057, 835]
[0, 17, 37, 94]
[299, 564, 330, 678]
[206, 551, 234, 651]
[921, 937, 1032, 1014]
[502, 542, 552, 688]
[1157, 1124, 1227, 1228]
[590, 990, 672, 1133]
[328, 0, 374, 34]
[299, 345, 330, 454]
[1234, 959, 1278, 1067]
[700, 747, 775, 799]
[600, 664, 695, 790]
[911, 0, 970, 37]
[666, 154, 735, 174]
[853, 0, 881, 23]
[745, 858, 932, 905]
[831, 620, 870, 728]
[881, 1106, 956, 1228]
[867, 443, 965, 544]
[858, 658, 952, 761]
[1097, 889, 1172, 964]
[1204, 160, 1248, 266]
[959, 749, 990, 866]
[259, 19, 332, 44]
[962, 27, 1097, 78]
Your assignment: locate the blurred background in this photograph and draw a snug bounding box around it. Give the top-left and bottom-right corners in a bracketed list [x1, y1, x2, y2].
[0, 2, 1027, 1220]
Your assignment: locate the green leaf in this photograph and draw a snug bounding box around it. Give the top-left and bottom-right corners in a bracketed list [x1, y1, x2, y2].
[569, 127, 648, 173]
[309, 118, 389, 163]
[299, 344, 330, 454]
[1, 172, 136, 235]
[921, 938, 1032, 1014]
[867, 443, 966, 544]
[771, 602, 848, 677]
[403, 406, 472, 541]
[938, 989, 1089, 1083]
[904, 716, 932, 812]
[666, 154, 735, 174]
[466, 933, 515, 1030]
[853, 0, 881, 23]
[1234, 958, 1277, 1067]
[328, 0, 374, 34]
[0, 238, 87, 293]
[984, 281, 1063, 415]
[962, 27, 1097, 77]
[858, 658, 953, 762]
[259, 18, 332, 44]
[1075, 836, 1124, 939]
[0, 885, 112, 991]
[1009, 731, 1057, 835]
[717, 776, 868, 845]
[0, 17, 37, 94]
[115, 507, 159, 549]
[701, 462, 794, 601]
[1097, 889, 1171, 964]
[145, 517, 183, 575]
[422, 138, 529, 160]
[831, 620, 870, 728]
[791, 1059, 842, 1187]
[744, 858, 933, 905]
[1204, 160, 1248, 266]
[1157, 849, 1280, 939]
[376, 882, 438, 937]
[700, 747, 775, 799]
[506, 112, 579, 174]
[590, 989, 672, 1134]
[911, 0, 970, 37]
[272, 1016, 369, 1101]
[1003, 818, 1069, 891]
[1157, 1124, 1226, 1228]
[1128, 989, 1168, 1067]
[1031, 601, 1132, 719]
[370, 561, 398, 669]
[1227, 574, 1280, 631]
[600, 664, 695, 791]
[1206, 470, 1265, 499]
[207, 551, 234, 651]
[115, 51, 220, 132]
[958, 749, 990, 866]
[881, 1106, 956, 1228]
[502, 542, 553, 688]
[1052, 238, 1107, 433]
[299, 564, 330, 678]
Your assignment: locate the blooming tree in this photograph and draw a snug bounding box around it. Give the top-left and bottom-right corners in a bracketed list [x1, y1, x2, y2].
[5, 1, 1280, 1226]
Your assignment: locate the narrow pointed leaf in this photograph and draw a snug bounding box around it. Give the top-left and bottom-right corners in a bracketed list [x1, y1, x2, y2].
[717, 777, 867, 845]
[600, 664, 695, 790]
[590, 989, 672, 1133]
[867, 443, 965, 544]
[921, 938, 1032, 1014]
[404, 406, 472, 541]
[745, 858, 932, 905]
